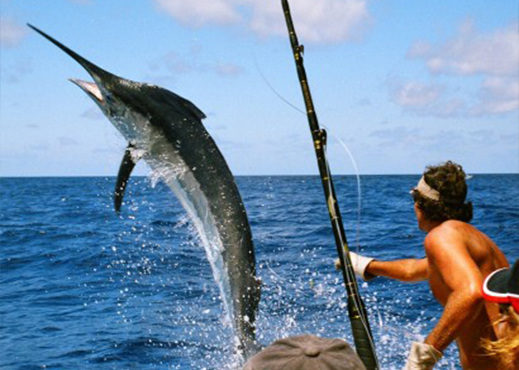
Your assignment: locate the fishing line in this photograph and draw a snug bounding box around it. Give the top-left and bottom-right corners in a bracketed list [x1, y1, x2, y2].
[323, 155, 381, 370]
[254, 55, 383, 366]
[253, 54, 306, 116]
[253, 53, 363, 253]
[265, 260, 283, 281]
[324, 144, 384, 359]
[322, 130, 362, 253]
[266, 3, 380, 364]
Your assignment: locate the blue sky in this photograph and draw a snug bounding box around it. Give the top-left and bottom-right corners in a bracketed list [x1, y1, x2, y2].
[0, 0, 517, 176]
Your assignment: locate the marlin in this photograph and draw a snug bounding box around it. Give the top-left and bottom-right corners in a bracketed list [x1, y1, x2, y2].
[29, 24, 261, 358]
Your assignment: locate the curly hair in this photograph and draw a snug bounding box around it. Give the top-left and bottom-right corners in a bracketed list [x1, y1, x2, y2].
[411, 161, 473, 222]
[482, 306, 519, 369]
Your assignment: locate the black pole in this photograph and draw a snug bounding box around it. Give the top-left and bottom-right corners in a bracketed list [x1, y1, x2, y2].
[280, 1, 379, 368]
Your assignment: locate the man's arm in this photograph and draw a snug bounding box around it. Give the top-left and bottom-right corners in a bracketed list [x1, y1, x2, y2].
[335, 253, 428, 282]
[367, 258, 428, 282]
[422, 228, 485, 352]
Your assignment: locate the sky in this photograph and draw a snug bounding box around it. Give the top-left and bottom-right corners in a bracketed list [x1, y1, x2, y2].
[0, 0, 518, 176]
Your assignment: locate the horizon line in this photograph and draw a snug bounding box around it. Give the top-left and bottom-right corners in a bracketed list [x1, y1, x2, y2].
[1, 172, 518, 179]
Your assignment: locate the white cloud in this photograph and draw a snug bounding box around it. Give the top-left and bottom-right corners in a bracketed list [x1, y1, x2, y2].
[390, 81, 443, 107]
[473, 76, 519, 115]
[147, 48, 244, 78]
[395, 20, 519, 117]
[408, 20, 519, 76]
[388, 79, 470, 118]
[369, 126, 470, 154]
[0, 17, 27, 48]
[249, 0, 371, 43]
[149, 51, 196, 74]
[152, 0, 371, 44]
[213, 63, 243, 76]
[153, 0, 241, 27]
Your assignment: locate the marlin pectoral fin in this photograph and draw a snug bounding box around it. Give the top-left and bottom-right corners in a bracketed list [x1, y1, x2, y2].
[114, 144, 139, 213]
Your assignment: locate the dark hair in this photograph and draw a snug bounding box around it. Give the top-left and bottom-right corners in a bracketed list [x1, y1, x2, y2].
[411, 161, 473, 222]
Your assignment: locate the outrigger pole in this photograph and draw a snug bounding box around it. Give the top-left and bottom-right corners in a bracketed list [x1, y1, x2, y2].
[280, 1, 379, 368]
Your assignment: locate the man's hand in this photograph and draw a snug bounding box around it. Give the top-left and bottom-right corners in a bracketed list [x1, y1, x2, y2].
[403, 342, 442, 370]
[334, 251, 376, 281]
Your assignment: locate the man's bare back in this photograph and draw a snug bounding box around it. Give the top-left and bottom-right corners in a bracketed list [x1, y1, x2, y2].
[337, 162, 511, 368]
[425, 220, 508, 369]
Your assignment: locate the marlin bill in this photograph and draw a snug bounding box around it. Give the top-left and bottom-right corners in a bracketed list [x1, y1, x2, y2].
[29, 24, 261, 359]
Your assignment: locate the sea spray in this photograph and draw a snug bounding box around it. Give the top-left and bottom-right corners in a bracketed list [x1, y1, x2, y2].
[6, 176, 513, 368]
[147, 165, 236, 337]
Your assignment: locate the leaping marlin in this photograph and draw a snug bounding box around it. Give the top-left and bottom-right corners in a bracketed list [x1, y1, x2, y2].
[29, 24, 261, 358]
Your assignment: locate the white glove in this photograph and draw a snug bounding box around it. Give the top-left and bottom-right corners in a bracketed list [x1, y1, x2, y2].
[403, 342, 443, 370]
[334, 251, 375, 281]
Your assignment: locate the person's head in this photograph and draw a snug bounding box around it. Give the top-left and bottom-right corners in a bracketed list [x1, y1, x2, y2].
[411, 161, 473, 225]
[242, 334, 366, 370]
[481, 260, 519, 368]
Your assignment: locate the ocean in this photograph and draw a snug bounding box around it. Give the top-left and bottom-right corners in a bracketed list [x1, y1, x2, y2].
[0, 174, 517, 369]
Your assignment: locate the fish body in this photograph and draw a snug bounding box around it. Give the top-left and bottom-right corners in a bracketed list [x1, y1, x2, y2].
[29, 25, 260, 357]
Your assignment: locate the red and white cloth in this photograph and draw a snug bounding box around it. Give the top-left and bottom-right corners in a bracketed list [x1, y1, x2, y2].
[482, 260, 519, 314]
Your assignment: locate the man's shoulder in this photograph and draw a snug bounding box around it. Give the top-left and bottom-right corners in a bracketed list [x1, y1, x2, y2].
[424, 221, 472, 252]
[428, 220, 471, 237]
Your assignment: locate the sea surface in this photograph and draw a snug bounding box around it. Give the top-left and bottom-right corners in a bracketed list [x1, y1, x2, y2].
[0, 174, 517, 369]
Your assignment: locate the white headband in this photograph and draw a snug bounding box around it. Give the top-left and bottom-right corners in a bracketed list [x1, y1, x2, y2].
[414, 176, 440, 201]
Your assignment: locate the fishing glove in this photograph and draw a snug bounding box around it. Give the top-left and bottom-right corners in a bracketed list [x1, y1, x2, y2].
[334, 252, 375, 281]
[403, 342, 443, 370]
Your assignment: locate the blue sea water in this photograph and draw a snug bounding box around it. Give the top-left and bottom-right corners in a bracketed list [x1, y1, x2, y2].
[0, 174, 517, 369]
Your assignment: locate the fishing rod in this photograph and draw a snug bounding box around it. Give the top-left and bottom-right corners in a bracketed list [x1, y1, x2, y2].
[280, 1, 379, 368]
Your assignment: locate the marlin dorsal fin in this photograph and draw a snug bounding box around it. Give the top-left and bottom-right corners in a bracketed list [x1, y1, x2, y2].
[114, 143, 140, 213]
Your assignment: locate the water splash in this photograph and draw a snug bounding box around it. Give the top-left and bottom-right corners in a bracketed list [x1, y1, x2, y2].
[149, 163, 233, 314]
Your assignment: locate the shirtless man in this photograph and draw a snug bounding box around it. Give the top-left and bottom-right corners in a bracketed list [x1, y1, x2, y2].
[339, 161, 509, 369]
